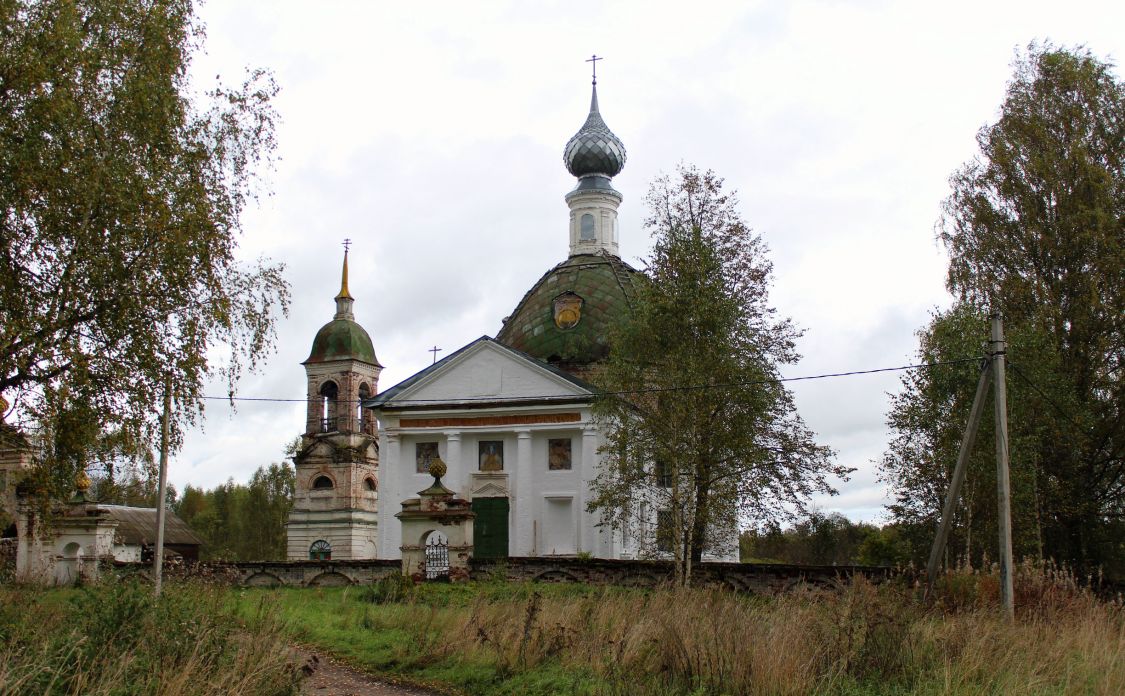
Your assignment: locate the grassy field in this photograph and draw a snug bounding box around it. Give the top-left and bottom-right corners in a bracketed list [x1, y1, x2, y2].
[0, 580, 301, 696]
[1, 564, 1120, 695]
[232, 563, 1125, 696]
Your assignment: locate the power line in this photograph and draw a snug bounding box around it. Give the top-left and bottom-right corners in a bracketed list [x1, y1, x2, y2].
[198, 356, 983, 406]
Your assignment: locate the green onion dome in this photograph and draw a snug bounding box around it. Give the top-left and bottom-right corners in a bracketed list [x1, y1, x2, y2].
[305, 318, 380, 366]
[497, 252, 639, 369]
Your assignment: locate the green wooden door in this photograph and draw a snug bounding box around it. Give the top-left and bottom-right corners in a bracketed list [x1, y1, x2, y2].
[472, 497, 510, 559]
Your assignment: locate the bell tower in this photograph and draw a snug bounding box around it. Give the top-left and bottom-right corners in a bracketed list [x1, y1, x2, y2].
[286, 244, 382, 561]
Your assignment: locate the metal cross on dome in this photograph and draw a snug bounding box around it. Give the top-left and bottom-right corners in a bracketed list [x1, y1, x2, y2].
[586, 54, 602, 84]
[342, 238, 352, 253]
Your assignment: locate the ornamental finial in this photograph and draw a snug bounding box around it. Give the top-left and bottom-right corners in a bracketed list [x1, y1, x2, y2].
[428, 456, 448, 483]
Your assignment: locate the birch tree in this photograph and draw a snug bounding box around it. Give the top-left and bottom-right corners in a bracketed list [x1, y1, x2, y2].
[588, 164, 845, 584]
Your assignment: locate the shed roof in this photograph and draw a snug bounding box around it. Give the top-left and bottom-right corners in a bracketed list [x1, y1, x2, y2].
[98, 505, 203, 547]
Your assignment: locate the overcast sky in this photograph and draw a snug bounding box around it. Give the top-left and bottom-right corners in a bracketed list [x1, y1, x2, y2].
[172, 0, 1124, 523]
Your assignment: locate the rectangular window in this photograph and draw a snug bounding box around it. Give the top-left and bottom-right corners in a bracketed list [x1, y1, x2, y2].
[654, 460, 672, 488]
[416, 442, 439, 474]
[656, 510, 674, 553]
[548, 438, 572, 470]
[478, 440, 504, 471]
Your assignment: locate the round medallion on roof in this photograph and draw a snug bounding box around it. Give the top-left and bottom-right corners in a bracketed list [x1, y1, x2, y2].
[564, 85, 627, 179]
[497, 253, 639, 368]
[306, 319, 379, 365]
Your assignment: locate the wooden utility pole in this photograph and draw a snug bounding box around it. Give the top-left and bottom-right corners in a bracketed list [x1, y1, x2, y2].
[991, 311, 1015, 620]
[154, 373, 172, 598]
[926, 360, 991, 594]
[925, 312, 1016, 620]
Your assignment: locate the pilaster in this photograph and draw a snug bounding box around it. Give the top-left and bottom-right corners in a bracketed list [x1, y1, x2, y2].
[444, 430, 462, 490]
[514, 429, 533, 555]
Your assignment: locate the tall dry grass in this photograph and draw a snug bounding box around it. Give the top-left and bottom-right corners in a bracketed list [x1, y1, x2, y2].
[384, 562, 1125, 695]
[0, 580, 301, 696]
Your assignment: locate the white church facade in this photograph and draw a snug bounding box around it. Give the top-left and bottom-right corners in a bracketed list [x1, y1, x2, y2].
[285, 73, 738, 564]
[370, 337, 614, 560]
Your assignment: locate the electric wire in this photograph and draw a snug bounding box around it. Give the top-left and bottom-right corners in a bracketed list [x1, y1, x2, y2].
[195, 356, 984, 406]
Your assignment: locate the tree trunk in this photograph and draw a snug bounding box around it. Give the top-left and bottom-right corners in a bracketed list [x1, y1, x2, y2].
[689, 454, 711, 566]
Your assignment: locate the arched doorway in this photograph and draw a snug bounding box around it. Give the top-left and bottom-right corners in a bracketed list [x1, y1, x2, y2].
[56, 542, 81, 585]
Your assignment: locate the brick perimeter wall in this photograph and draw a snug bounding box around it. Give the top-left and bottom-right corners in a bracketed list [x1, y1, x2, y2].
[111, 556, 899, 594]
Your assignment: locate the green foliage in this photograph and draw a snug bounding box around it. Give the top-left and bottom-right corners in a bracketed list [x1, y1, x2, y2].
[0, 0, 289, 501]
[739, 512, 902, 566]
[590, 164, 844, 583]
[356, 573, 417, 605]
[174, 461, 294, 561]
[855, 524, 915, 567]
[884, 44, 1125, 577]
[0, 581, 300, 695]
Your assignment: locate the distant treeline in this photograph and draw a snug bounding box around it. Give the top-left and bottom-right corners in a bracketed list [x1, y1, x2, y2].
[174, 463, 294, 562]
[740, 512, 912, 567]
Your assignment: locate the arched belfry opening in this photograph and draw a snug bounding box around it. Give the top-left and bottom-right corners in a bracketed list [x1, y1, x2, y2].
[357, 382, 372, 433]
[287, 243, 383, 561]
[319, 380, 339, 432]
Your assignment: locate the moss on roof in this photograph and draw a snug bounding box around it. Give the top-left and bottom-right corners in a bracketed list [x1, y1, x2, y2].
[497, 252, 640, 368]
[305, 319, 380, 366]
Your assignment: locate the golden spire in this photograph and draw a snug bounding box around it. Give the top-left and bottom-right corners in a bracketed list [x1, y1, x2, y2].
[335, 239, 353, 300]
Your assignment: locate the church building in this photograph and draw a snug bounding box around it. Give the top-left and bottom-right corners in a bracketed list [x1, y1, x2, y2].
[287, 73, 738, 563]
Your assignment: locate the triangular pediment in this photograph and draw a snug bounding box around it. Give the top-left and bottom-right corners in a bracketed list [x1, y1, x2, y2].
[471, 482, 510, 498]
[371, 337, 593, 409]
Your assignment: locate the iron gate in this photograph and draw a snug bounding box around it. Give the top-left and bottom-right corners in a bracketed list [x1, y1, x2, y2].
[424, 533, 449, 580]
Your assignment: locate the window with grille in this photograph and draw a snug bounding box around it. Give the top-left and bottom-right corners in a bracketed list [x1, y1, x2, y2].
[309, 540, 331, 560]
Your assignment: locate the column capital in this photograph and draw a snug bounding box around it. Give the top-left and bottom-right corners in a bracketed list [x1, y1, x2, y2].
[515, 428, 532, 439]
[443, 430, 462, 441]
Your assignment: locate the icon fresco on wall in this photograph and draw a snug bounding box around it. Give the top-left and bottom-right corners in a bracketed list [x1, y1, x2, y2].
[479, 440, 504, 471]
[553, 292, 583, 330]
[548, 438, 572, 470]
[416, 442, 440, 474]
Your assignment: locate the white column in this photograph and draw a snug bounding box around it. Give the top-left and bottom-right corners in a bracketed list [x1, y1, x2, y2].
[444, 430, 462, 492]
[381, 432, 401, 559]
[579, 426, 598, 555]
[514, 429, 533, 555]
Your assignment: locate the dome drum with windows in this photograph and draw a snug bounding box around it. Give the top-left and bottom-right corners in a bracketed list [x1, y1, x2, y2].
[498, 68, 638, 373]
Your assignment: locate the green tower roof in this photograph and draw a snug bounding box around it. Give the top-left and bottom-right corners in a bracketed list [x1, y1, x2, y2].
[305, 318, 380, 366]
[497, 252, 640, 369]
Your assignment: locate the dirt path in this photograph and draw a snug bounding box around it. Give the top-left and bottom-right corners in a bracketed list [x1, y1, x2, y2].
[297, 650, 447, 696]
